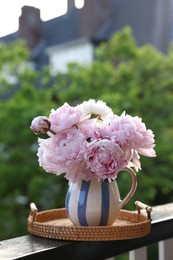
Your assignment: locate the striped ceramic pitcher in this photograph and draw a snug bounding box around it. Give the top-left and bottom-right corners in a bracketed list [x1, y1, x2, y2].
[65, 167, 137, 226]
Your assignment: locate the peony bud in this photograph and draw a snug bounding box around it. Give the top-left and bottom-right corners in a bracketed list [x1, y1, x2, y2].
[30, 116, 51, 134]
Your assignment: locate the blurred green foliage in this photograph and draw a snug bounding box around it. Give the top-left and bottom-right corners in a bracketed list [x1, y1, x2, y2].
[0, 26, 173, 240]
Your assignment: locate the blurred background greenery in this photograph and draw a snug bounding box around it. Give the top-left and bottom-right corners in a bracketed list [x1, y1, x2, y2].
[0, 26, 173, 241]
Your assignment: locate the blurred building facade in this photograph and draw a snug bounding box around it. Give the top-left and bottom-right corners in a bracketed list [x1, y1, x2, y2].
[1, 0, 173, 71]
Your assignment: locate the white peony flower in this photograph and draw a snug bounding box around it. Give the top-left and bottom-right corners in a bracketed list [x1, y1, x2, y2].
[77, 99, 113, 122]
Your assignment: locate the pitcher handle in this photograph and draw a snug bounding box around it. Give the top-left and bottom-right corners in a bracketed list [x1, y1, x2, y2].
[120, 167, 137, 208]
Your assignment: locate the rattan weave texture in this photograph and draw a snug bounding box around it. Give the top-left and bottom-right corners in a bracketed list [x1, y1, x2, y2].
[28, 202, 152, 241]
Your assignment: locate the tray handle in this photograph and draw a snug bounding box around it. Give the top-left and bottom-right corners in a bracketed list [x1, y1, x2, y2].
[135, 201, 152, 220]
[29, 202, 38, 223]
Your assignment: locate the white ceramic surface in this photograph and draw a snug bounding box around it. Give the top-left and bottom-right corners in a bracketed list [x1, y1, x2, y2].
[65, 167, 137, 226]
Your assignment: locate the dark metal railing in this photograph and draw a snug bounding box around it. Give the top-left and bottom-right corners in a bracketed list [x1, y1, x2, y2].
[0, 203, 173, 260]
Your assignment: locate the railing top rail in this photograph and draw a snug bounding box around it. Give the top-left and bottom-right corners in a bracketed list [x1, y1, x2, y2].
[151, 203, 173, 223]
[0, 202, 173, 260]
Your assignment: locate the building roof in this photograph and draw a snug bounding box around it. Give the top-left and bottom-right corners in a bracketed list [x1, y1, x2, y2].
[43, 7, 81, 47]
[0, 0, 172, 69]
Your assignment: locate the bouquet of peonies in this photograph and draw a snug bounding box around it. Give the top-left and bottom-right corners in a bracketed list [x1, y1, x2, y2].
[30, 99, 156, 183]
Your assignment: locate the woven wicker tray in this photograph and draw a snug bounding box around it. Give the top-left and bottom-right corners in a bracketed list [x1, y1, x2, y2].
[27, 201, 152, 241]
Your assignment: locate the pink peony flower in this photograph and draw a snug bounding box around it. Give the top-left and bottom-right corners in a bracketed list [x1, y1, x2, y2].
[30, 116, 51, 134]
[83, 139, 127, 181]
[109, 112, 156, 157]
[37, 128, 86, 181]
[48, 103, 83, 134]
[31, 99, 156, 182]
[78, 118, 104, 140]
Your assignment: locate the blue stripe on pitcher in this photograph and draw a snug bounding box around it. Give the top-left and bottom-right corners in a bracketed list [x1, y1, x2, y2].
[78, 180, 90, 226]
[65, 188, 71, 217]
[99, 181, 110, 225]
[78, 179, 110, 226]
[66, 179, 111, 226]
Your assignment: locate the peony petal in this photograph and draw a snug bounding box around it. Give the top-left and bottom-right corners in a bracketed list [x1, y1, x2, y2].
[137, 148, 156, 157]
[132, 150, 141, 171]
